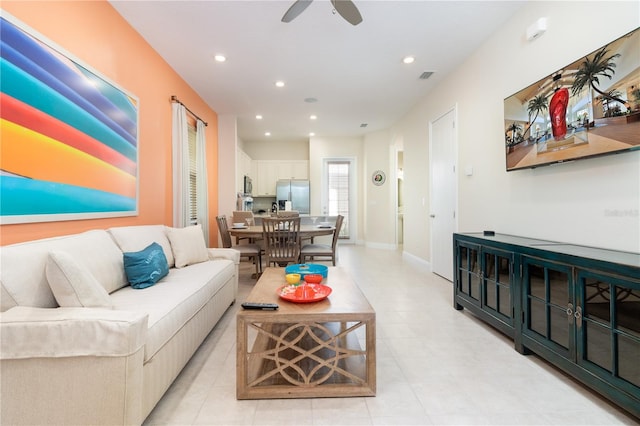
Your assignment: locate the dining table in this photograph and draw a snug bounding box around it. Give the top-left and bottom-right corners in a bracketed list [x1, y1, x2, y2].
[227, 224, 335, 240]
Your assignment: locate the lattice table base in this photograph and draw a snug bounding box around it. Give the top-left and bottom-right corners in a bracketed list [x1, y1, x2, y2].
[237, 319, 375, 399]
[236, 267, 376, 400]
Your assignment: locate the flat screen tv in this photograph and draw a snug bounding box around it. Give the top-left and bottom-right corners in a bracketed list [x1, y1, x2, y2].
[504, 27, 640, 171]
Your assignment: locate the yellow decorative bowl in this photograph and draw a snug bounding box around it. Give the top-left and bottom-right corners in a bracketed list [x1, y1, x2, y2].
[285, 273, 301, 285]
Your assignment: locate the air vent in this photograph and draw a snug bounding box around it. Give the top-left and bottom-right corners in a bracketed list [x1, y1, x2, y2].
[360, 123, 368, 128]
[419, 71, 434, 80]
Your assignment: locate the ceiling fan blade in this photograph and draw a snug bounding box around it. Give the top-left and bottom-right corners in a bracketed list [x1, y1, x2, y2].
[282, 0, 314, 23]
[330, 0, 362, 26]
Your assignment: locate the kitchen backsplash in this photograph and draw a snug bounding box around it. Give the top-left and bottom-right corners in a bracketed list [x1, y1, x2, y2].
[252, 196, 275, 213]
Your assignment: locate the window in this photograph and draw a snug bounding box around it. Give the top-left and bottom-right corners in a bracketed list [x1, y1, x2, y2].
[171, 102, 208, 241]
[326, 161, 350, 238]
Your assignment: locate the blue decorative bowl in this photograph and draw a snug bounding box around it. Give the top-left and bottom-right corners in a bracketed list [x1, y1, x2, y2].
[285, 263, 328, 278]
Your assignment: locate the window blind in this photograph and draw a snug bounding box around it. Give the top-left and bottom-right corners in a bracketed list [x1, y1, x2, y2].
[188, 124, 198, 225]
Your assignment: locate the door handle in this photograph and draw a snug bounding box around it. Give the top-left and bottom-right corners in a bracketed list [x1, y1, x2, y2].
[566, 304, 573, 316]
[430, 214, 435, 218]
[567, 303, 574, 326]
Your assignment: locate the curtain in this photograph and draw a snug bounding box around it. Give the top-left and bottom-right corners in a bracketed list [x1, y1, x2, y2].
[172, 103, 190, 228]
[195, 119, 209, 246]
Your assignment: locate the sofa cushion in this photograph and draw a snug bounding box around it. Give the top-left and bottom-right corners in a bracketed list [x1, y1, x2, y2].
[123, 243, 169, 289]
[0, 306, 147, 359]
[166, 225, 209, 268]
[46, 251, 114, 308]
[1, 230, 127, 310]
[108, 225, 175, 268]
[109, 259, 235, 361]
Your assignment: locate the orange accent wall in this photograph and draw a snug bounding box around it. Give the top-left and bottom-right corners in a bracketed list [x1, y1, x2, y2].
[1, 1, 220, 246]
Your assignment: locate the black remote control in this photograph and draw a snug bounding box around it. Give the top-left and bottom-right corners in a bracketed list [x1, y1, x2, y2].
[241, 302, 279, 310]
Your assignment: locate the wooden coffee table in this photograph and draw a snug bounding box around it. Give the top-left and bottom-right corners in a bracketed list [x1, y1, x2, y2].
[236, 267, 376, 399]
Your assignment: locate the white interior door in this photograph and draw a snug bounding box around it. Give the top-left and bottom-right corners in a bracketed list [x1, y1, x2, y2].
[430, 108, 457, 281]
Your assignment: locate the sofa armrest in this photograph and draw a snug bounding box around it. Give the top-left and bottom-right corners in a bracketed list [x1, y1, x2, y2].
[1, 307, 148, 425]
[208, 248, 240, 264]
[1, 306, 147, 359]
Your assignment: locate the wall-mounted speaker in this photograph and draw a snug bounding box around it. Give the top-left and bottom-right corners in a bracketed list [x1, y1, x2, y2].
[526, 17, 547, 41]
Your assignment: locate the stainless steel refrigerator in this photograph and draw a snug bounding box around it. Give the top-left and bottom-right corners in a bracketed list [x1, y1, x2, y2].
[276, 179, 310, 214]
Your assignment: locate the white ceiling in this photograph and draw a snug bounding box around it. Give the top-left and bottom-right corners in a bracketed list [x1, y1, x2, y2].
[110, 0, 525, 143]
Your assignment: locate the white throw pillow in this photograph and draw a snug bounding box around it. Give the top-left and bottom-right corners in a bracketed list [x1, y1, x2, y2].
[45, 251, 113, 308]
[108, 225, 175, 268]
[166, 224, 209, 268]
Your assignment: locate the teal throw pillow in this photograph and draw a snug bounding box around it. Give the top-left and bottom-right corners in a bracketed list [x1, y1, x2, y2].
[123, 242, 169, 289]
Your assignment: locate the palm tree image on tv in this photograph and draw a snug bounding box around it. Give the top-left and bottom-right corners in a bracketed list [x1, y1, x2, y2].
[601, 89, 626, 117]
[571, 46, 627, 111]
[524, 94, 549, 140]
[505, 96, 548, 152]
[503, 27, 640, 171]
[505, 122, 523, 150]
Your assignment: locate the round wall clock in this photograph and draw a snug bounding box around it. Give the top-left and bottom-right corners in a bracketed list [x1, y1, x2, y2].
[372, 170, 386, 186]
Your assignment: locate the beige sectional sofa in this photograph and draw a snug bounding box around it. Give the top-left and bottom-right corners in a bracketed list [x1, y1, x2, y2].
[0, 224, 239, 425]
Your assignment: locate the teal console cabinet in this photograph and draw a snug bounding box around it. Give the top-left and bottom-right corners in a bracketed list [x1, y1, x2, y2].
[454, 240, 515, 337]
[453, 233, 640, 419]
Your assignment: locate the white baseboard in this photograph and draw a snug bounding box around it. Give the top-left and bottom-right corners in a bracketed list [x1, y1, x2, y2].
[402, 251, 431, 272]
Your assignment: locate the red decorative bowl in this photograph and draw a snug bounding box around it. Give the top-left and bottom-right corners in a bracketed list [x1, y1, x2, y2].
[304, 274, 323, 284]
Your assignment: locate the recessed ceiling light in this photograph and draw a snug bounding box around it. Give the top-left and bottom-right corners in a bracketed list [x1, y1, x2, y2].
[275, 81, 285, 88]
[309, 132, 315, 137]
[214, 54, 226, 62]
[310, 115, 317, 120]
[256, 115, 263, 120]
[265, 132, 271, 136]
[402, 56, 415, 64]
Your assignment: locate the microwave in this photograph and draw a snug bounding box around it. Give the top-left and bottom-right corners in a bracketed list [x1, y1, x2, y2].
[243, 175, 252, 195]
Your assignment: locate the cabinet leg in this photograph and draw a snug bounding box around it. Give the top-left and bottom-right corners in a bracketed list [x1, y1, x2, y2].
[514, 341, 532, 355]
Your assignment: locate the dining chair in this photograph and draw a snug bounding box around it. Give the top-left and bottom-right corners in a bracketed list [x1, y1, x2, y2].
[262, 217, 301, 267]
[300, 215, 344, 266]
[233, 210, 255, 225]
[232, 211, 256, 244]
[276, 211, 299, 218]
[216, 216, 262, 277]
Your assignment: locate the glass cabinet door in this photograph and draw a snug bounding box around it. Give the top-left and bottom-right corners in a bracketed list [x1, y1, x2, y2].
[578, 269, 640, 395]
[482, 248, 513, 322]
[456, 242, 481, 302]
[522, 256, 574, 358]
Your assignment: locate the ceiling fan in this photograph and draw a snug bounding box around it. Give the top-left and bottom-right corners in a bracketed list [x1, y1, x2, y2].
[282, 0, 363, 26]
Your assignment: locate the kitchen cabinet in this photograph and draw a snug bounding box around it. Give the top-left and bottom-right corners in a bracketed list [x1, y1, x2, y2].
[252, 160, 308, 196]
[453, 233, 640, 418]
[283, 161, 309, 180]
[254, 161, 278, 196]
[236, 149, 252, 193]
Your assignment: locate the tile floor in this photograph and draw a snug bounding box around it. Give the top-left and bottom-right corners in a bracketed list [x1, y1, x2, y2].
[143, 245, 638, 425]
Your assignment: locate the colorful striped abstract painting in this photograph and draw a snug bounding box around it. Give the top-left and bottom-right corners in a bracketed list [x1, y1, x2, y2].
[0, 14, 139, 224]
